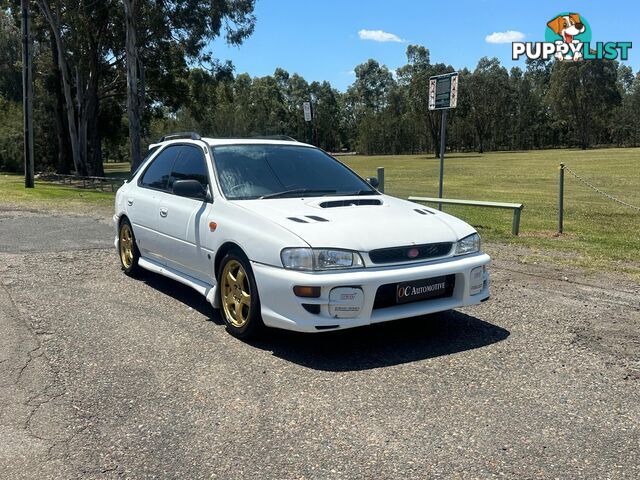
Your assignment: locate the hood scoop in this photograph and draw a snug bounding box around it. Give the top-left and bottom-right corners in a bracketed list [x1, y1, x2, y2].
[318, 199, 382, 208]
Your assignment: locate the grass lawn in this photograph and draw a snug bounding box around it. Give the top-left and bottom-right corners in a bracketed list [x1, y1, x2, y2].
[2, 147, 638, 277]
[343, 148, 640, 277]
[0, 173, 114, 213]
[104, 162, 132, 180]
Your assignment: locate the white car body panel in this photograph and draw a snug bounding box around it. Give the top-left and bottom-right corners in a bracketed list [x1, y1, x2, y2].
[232, 195, 476, 251]
[155, 191, 214, 281]
[114, 137, 490, 332]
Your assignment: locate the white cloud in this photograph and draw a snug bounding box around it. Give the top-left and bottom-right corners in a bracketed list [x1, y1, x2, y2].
[358, 29, 404, 43]
[485, 30, 525, 44]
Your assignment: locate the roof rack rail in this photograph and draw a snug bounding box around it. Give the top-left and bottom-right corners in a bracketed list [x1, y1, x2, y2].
[159, 132, 202, 142]
[252, 135, 298, 142]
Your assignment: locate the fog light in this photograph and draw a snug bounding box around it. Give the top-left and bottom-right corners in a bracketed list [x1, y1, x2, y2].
[328, 287, 364, 318]
[470, 266, 484, 295]
[293, 286, 321, 298]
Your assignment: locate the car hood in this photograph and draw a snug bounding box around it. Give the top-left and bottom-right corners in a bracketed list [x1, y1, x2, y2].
[233, 195, 476, 251]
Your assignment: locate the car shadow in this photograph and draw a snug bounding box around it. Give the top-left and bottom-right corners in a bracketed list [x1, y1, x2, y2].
[249, 311, 509, 371]
[138, 270, 224, 326]
[138, 271, 509, 372]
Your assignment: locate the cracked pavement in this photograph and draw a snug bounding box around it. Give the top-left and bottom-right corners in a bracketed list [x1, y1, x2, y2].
[0, 206, 638, 479]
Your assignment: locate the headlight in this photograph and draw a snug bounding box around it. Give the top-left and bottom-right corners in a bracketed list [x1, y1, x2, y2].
[455, 233, 481, 256]
[281, 248, 364, 271]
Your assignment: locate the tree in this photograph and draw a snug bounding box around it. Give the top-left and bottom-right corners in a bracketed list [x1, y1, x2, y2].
[0, 8, 21, 102]
[547, 60, 621, 149]
[347, 59, 394, 154]
[467, 57, 510, 153]
[32, 0, 123, 176]
[123, 0, 142, 172]
[396, 45, 454, 157]
[124, 0, 257, 171]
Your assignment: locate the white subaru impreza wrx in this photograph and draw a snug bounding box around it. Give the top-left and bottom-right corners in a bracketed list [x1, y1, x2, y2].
[114, 133, 490, 338]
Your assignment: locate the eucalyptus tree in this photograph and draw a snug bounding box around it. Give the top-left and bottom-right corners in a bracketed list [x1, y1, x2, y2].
[396, 45, 454, 156]
[547, 59, 621, 149]
[34, 0, 122, 176]
[124, 0, 257, 170]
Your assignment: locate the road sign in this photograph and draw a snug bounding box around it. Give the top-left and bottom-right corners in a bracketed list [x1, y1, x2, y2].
[303, 101, 312, 122]
[428, 72, 458, 110]
[428, 72, 459, 208]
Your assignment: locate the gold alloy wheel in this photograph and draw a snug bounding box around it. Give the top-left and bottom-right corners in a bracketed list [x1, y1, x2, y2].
[221, 260, 252, 328]
[119, 223, 134, 269]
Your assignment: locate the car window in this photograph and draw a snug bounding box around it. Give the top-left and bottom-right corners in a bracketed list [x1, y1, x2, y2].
[168, 146, 210, 191]
[139, 146, 180, 191]
[212, 144, 376, 200]
[129, 146, 160, 182]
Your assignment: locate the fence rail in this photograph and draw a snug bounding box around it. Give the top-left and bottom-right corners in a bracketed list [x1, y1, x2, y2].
[37, 172, 126, 192]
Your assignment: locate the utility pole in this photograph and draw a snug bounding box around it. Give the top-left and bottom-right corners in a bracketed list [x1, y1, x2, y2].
[21, 0, 35, 188]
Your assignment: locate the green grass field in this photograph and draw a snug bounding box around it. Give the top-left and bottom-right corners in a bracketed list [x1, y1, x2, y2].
[2, 148, 639, 276]
[343, 148, 640, 276]
[0, 174, 115, 212]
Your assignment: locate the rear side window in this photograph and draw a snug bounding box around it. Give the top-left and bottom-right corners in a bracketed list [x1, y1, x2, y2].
[139, 146, 180, 191]
[168, 146, 209, 191]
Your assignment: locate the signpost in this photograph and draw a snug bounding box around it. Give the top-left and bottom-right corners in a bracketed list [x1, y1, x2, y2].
[303, 101, 313, 144]
[429, 72, 458, 209]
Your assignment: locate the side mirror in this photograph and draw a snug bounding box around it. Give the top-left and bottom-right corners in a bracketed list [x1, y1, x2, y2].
[173, 179, 206, 200]
[365, 176, 379, 188]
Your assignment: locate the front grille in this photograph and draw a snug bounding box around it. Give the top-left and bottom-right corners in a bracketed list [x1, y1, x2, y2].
[373, 274, 456, 309]
[369, 242, 453, 264]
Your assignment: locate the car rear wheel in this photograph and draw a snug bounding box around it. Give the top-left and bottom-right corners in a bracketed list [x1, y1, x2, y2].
[118, 218, 141, 275]
[218, 251, 263, 339]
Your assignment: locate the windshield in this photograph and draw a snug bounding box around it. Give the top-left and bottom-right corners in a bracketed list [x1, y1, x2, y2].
[211, 144, 377, 200]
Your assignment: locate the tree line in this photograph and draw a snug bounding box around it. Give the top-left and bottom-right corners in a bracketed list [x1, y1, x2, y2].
[1, 3, 640, 176]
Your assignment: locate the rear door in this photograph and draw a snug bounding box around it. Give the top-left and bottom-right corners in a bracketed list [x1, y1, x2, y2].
[156, 144, 215, 282]
[127, 145, 180, 262]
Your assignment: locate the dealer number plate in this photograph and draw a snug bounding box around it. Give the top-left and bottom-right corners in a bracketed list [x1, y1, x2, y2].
[396, 275, 451, 304]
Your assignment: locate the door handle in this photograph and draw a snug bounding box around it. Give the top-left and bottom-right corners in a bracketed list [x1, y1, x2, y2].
[127, 199, 133, 206]
[159, 207, 168, 218]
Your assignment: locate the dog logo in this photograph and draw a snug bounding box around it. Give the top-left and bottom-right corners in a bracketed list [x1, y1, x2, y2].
[545, 13, 589, 61]
[512, 12, 631, 62]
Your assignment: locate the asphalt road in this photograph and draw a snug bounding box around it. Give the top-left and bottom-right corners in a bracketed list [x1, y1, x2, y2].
[0, 206, 638, 479]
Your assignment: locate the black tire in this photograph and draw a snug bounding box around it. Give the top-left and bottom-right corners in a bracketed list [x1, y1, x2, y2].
[217, 250, 264, 339]
[118, 218, 141, 276]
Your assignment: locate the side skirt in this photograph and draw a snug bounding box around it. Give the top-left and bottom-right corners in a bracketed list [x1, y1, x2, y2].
[138, 257, 218, 308]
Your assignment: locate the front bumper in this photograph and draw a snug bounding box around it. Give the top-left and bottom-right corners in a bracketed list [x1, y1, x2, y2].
[251, 253, 490, 332]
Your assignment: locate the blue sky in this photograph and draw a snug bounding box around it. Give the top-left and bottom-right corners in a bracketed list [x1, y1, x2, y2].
[210, 0, 639, 91]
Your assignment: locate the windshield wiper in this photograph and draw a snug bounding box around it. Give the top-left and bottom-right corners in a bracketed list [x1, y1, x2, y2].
[260, 189, 337, 199]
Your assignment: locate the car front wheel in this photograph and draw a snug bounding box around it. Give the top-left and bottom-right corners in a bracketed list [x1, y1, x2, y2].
[218, 251, 263, 339]
[118, 218, 141, 275]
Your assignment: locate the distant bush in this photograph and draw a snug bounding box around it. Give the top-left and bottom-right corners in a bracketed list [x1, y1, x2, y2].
[0, 98, 22, 172]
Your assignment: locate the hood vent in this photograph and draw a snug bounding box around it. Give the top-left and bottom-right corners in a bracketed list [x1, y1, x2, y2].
[306, 215, 329, 222]
[414, 208, 434, 215]
[319, 199, 382, 208]
[287, 217, 308, 223]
